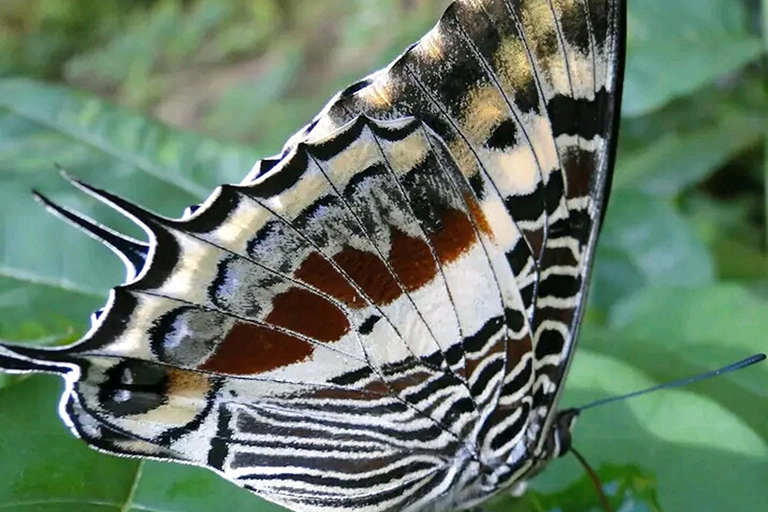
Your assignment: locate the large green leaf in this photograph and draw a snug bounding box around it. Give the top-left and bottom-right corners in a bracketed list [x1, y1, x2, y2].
[624, 0, 763, 117]
[0, 376, 140, 512]
[535, 350, 768, 512]
[614, 83, 766, 196]
[590, 190, 715, 310]
[561, 284, 768, 509]
[591, 284, 768, 443]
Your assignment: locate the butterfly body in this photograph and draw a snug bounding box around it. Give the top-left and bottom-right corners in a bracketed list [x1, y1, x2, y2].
[0, 1, 625, 511]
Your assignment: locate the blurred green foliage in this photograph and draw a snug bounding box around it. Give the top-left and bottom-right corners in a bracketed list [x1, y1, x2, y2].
[0, 0, 766, 511]
[0, 0, 450, 149]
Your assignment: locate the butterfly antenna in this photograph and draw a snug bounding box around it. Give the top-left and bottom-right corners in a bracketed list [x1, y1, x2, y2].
[577, 353, 766, 412]
[571, 446, 613, 512]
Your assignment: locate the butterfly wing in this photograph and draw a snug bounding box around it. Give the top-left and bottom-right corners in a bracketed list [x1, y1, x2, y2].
[267, 0, 626, 474]
[0, 1, 625, 511]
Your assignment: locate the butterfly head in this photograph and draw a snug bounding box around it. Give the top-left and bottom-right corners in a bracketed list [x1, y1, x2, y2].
[543, 408, 579, 459]
[518, 408, 580, 484]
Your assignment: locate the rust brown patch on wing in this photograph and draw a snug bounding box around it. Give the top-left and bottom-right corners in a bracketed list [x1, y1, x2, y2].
[333, 246, 401, 305]
[431, 209, 478, 264]
[464, 194, 494, 239]
[389, 228, 437, 291]
[295, 251, 364, 308]
[388, 369, 435, 394]
[304, 387, 378, 400]
[537, 303, 575, 327]
[266, 287, 350, 343]
[201, 322, 313, 375]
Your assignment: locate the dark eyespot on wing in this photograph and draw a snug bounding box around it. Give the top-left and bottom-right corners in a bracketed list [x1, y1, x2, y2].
[97, 360, 169, 417]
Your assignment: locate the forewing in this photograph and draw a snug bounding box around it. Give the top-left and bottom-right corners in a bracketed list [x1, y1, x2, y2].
[268, 0, 625, 462]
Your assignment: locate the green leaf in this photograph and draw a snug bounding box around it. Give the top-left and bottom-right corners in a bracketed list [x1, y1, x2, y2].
[537, 350, 768, 512]
[0, 77, 259, 199]
[590, 284, 768, 443]
[0, 375, 141, 511]
[590, 191, 715, 310]
[128, 461, 287, 512]
[490, 465, 661, 512]
[614, 88, 766, 196]
[625, 0, 763, 117]
[686, 193, 768, 280]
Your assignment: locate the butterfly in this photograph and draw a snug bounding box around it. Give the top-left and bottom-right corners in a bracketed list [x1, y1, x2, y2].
[0, 0, 625, 511]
